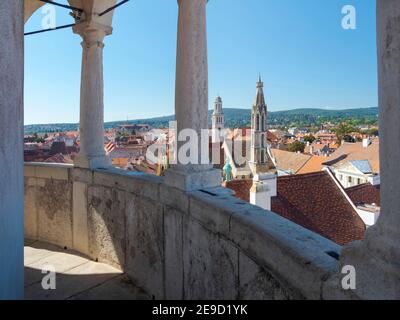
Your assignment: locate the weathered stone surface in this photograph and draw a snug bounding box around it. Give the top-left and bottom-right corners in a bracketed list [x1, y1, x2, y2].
[229, 207, 339, 299]
[72, 181, 89, 255]
[160, 183, 189, 213]
[24, 165, 36, 178]
[36, 179, 73, 249]
[189, 191, 240, 235]
[183, 216, 238, 299]
[164, 207, 184, 299]
[24, 179, 38, 240]
[238, 252, 300, 300]
[94, 169, 162, 201]
[87, 186, 126, 269]
[72, 167, 93, 184]
[34, 163, 71, 181]
[125, 195, 164, 299]
[321, 273, 357, 300]
[165, 167, 221, 192]
[23, 164, 342, 300]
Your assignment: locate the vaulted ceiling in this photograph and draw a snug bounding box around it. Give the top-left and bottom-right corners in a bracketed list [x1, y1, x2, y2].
[24, 0, 117, 26]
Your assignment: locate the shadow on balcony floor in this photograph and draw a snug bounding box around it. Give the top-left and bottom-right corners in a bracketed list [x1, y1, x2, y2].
[24, 240, 150, 300]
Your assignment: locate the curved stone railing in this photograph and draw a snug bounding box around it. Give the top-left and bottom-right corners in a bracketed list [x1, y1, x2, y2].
[24, 162, 345, 299]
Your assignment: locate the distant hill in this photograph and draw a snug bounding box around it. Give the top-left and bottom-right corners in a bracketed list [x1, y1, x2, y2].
[24, 107, 379, 134]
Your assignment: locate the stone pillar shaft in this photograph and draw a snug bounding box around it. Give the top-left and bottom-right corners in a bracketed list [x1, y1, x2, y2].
[376, 0, 400, 237]
[175, 0, 208, 145]
[361, 0, 400, 263]
[74, 22, 112, 169]
[339, 1, 400, 299]
[0, 0, 24, 299]
[165, 0, 220, 191]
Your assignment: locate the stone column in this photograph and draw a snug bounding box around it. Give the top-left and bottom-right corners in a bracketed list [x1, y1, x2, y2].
[73, 19, 112, 169]
[339, 0, 400, 299]
[0, 0, 24, 299]
[165, 0, 220, 191]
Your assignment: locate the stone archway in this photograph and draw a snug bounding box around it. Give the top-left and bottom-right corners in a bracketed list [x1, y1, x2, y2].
[24, 0, 49, 23]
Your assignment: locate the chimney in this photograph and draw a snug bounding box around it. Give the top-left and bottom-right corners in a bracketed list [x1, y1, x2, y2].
[250, 173, 277, 211]
[363, 137, 372, 148]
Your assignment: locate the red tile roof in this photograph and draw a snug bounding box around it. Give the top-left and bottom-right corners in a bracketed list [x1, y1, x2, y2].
[267, 130, 279, 143]
[224, 179, 252, 203]
[43, 153, 73, 164]
[346, 183, 380, 206]
[224, 171, 366, 245]
[272, 172, 365, 245]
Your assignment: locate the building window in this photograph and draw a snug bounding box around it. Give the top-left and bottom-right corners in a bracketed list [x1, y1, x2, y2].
[348, 176, 352, 184]
[357, 178, 361, 185]
[338, 174, 343, 181]
[261, 114, 265, 131]
[256, 114, 260, 131]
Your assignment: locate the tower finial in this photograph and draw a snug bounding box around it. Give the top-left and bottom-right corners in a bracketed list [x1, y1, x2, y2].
[257, 73, 263, 89]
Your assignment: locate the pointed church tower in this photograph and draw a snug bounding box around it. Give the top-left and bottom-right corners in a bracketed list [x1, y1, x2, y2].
[249, 75, 276, 174]
[249, 75, 277, 211]
[211, 96, 225, 143]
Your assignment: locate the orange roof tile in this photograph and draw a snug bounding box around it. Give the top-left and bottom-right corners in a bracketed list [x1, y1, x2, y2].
[224, 171, 366, 245]
[297, 156, 327, 174]
[346, 183, 380, 206]
[272, 149, 311, 174]
[324, 138, 380, 174]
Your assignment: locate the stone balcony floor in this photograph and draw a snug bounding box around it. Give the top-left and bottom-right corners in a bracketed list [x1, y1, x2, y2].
[24, 240, 150, 300]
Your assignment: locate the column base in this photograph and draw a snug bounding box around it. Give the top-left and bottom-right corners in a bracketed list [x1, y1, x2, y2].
[339, 239, 400, 299]
[74, 154, 111, 170]
[164, 167, 222, 192]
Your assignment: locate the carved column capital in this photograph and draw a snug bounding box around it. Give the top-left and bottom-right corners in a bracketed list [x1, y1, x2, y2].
[73, 19, 113, 47]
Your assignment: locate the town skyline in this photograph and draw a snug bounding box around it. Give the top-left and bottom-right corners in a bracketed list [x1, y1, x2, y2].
[24, 0, 377, 125]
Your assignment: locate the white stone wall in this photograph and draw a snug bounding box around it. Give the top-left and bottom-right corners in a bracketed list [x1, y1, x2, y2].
[24, 163, 349, 300]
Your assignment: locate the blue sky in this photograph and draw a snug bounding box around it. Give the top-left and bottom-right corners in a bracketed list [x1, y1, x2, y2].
[24, 0, 377, 125]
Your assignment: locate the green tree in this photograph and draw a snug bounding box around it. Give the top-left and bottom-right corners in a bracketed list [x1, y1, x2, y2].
[303, 135, 316, 144]
[288, 141, 306, 153]
[334, 123, 357, 145]
[366, 128, 379, 136]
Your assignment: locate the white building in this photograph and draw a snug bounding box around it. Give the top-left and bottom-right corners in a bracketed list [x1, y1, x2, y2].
[334, 160, 380, 188]
[211, 96, 225, 143]
[248, 76, 277, 211]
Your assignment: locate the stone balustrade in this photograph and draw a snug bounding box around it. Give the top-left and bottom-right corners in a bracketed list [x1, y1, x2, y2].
[24, 162, 347, 300]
